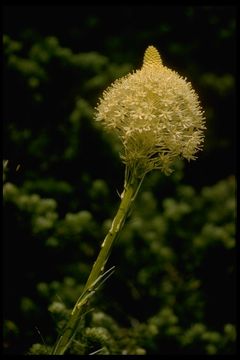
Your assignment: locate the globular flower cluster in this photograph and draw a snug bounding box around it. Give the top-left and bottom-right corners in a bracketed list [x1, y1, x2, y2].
[95, 46, 205, 177]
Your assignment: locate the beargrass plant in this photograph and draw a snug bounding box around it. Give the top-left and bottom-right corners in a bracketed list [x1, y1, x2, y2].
[52, 46, 205, 355]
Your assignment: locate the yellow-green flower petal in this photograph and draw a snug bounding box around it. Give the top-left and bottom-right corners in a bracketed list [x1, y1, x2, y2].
[95, 46, 205, 176]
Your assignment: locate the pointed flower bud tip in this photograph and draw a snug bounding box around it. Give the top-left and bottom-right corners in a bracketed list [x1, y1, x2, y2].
[143, 45, 162, 67]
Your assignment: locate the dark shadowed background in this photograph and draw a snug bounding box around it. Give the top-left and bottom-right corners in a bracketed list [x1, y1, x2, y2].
[3, 5, 236, 355]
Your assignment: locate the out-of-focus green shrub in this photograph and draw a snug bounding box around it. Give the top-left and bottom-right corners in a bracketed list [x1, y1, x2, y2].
[3, 172, 236, 354]
[3, 9, 236, 353]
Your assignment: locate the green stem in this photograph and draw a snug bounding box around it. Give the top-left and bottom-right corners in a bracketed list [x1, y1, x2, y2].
[52, 171, 143, 355]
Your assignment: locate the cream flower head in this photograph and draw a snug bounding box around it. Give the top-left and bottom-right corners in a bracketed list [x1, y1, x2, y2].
[95, 46, 205, 177]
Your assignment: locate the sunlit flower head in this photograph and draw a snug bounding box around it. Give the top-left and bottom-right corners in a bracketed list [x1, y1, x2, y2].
[95, 45, 205, 177]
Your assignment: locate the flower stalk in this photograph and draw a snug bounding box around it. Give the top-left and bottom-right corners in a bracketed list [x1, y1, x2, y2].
[52, 168, 144, 355]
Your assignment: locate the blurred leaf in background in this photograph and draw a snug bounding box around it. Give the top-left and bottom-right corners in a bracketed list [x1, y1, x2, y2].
[3, 5, 236, 355]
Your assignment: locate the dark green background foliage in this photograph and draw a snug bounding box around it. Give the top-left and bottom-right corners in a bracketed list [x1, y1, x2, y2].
[3, 5, 236, 355]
